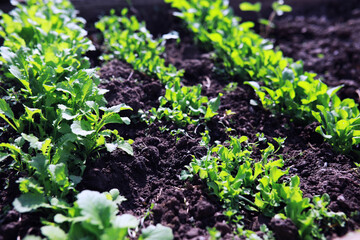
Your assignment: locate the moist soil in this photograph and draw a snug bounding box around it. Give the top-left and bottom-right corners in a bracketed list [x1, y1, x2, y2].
[1, 2, 360, 240]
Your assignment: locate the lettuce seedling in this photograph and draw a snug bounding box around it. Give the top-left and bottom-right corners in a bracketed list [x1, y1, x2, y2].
[312, 96, 360, 153]
[149, 83, 222, 126]
[29, 189, 174, 240]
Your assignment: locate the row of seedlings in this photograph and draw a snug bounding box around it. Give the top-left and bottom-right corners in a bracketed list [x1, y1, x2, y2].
[165, 0, 360, 155]
[0, 0, 172, 239]
[96, 9, 222, 127]
[182, 133, 346, 239]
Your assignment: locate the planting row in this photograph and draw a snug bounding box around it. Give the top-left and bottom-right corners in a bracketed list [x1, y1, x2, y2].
[165, 0, 360, 155]
[0, 0, 171, 239]
[96, 9, 221, 127]
[184, 134, 346, 239]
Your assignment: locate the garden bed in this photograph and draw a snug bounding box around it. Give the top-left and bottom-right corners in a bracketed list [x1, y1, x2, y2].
[0, 0, 360, 239]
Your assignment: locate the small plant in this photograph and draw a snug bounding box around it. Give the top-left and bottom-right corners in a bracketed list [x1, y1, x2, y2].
[149, 83, 222, 126]
[24, 189, 173, 240]
[223, 82, 238, 93]
[207, 227, 221, 240]
[312, 97, 360, 153]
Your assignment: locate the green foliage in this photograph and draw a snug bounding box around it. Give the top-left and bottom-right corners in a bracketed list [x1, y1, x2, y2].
[166, 0, 360, 154]
[149, 82, 222, 126]
[96, 8, 182, 86]
[21, 189, 172, 240]
[236, 224, 275, 240]
[246, 63, 343, 122]
[0, 0, 93, 53]
[96, 9, 221, 127]
[207, 227, 221, 240]
[239, 2, 262, 12]
[223, 82, 238, 93]
[183, 135, 345, 239]
[138, 224, 174, 240]
[272, 1, 292, 16]
[0, 0, 133, 209]
[312, 97, 360, 153]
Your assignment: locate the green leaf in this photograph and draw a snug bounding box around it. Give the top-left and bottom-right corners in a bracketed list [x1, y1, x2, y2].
[273, 4, 292, 13]
[315, 126, 333, 139]
[9, 65, 31, 93]
[0, 46, 16, 63]
[13, 193, 46, 213]
[21, 133, 43, 150]
[100, 228, 127, 240]
[205, 93, 222, 120]
[105, 189, 127, 205]
[119, 142, 134, 156]
[0, 143, 22, 154]
[290, 176, 300, 188]
[77, 190, 117, 229]
[41, 226, 67, 240]
[102, 114, 130, 126]
[0, 99, 18, 130]
[327, 85, 342, 97]
[254, 193, 265, 209]
[140, 224, 174, 240]
[208, 33, 223, 43]
[259, 18, 274, 28]
[48, 163, 69, 186]
[100, 104, 132, 113]
[246, 81, 260, 90]
[0, 99, 15, 120]
[68, 222, 90, 239]
[29, 154, 48, 175]
[9, 64, 25, 80]
[282, 68, 295, 81]
[54, 214, 86, 224]
[0, 152, 10, 162]
[239, 2, 261, 12]
[114, 214, 139, 229]
[71, 120, 95, 136]
[58, 104, 78, 120]
[69, 175, 82, 185]
[105, 143, 117, 152]
[269, 167, 285, 183]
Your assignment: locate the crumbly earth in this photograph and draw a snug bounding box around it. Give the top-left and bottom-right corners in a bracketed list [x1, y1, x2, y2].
[1, 2, 360, 240]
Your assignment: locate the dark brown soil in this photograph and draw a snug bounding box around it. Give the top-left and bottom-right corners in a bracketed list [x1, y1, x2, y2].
[1, 2, 360, 240]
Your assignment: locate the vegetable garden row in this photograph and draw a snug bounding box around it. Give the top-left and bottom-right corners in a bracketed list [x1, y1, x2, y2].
[0, 0, 359, 239]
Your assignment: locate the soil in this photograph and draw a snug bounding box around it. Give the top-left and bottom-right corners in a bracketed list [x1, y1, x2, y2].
[1, 1, 360, 240]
